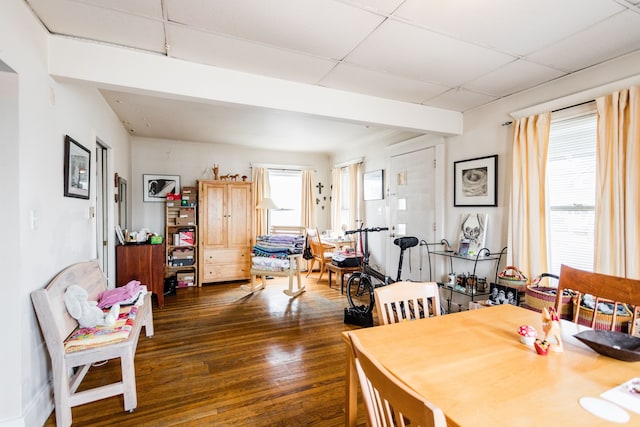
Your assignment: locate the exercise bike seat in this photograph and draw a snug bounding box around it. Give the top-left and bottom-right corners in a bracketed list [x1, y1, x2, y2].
[393, 236, 419, 250]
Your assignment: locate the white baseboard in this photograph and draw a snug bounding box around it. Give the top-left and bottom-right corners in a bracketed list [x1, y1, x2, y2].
[22, 382, 53, 427]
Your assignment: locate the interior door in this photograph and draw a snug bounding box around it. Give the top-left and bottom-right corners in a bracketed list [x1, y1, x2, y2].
[386, 147, 436, 281]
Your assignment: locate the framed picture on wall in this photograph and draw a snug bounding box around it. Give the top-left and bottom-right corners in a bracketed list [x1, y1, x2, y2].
[363, 170, 384, 201]
[63, 135, 91, 199]
[143, 174, 181, 202]
[454, 155, 498, 207]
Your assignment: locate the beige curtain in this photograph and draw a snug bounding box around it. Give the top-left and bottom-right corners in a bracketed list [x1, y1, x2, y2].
[301, 169, 315, 228]
[507, 112, 551, 278]
[347, 163, 361, 230]
[330, 168, 341, 232]
[595, 86, 640, 278]
[252, 167, 270, 236]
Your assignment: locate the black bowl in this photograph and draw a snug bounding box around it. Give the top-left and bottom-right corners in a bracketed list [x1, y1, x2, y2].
[574, 330, 640, 362]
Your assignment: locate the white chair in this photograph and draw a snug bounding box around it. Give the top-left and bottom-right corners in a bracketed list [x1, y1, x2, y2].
[348, 332, 447, 427]
[375, 281, 441, 325]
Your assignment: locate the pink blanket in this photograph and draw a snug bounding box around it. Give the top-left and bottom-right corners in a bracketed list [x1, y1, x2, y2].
[98, 280, 143, 308]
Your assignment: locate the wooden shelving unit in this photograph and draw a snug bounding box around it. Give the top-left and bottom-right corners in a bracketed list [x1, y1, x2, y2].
[165, 200, 198, 287]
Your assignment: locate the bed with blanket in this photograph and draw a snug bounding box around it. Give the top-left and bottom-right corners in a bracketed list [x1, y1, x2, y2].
[241, 234, 306, 296]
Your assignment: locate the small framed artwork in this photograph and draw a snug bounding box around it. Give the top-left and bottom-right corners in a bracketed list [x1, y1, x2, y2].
[143, 174, 180, 202]
[488, 283, 519, 306]
[363, 170, 384, 201]
[63, 135, 91, 199]
[454, 155, 498, 207]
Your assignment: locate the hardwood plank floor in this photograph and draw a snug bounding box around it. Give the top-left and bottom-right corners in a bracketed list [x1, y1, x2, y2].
[44, 274, 369, 426]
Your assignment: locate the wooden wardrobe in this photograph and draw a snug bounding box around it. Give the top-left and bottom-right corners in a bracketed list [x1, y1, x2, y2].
[198, 180, 254, 285]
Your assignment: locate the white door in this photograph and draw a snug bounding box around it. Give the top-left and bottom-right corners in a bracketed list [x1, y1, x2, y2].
[386, 147, 436, 281]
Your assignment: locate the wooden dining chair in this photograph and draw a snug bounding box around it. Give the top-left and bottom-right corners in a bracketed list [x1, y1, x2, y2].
[374, 281, 442, 325]
[554, 264, 640, 335]
[304, 228, 334, 282]
[348, 332, 447, 427]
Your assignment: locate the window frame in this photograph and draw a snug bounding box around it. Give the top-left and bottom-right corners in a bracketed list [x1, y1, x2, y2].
[545, 104, 597, 274]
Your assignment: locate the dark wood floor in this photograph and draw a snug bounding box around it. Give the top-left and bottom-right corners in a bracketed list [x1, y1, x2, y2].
[44, 273, 368, 426]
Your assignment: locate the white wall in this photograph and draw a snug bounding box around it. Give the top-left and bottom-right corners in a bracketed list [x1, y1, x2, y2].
[131, 137, 332, 235]
[446, 50, 640, 281]
[0, 1, 131, 425]
[328, 52, 640, 285]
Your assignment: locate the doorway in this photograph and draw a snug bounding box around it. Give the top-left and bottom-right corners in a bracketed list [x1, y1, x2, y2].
[386, 146, 438, 281]
[95, 140, 109, 274]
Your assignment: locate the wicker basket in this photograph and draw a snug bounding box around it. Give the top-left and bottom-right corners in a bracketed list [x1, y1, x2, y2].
[574, 298, 634, 333]
[497, 266, 528, 288]
[522, 273, 572, 319]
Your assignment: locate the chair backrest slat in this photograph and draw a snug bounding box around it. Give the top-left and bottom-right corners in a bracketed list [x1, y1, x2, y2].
[348, 332, 447, 427]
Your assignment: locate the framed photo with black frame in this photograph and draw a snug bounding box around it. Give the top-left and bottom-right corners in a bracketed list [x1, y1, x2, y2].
[453, 155, 498, 207]
[488, 283, 520, 306]
[143, 174, 181, 202]
[63, 135, 91, 199]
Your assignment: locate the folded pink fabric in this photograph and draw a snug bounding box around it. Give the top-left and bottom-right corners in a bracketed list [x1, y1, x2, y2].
[98, 280, 142, 308]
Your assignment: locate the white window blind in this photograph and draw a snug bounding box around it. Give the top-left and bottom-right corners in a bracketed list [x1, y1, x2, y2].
[546, 111, 597, 274]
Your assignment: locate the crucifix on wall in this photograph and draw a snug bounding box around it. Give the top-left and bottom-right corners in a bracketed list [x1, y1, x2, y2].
[316, 182, 324, 194]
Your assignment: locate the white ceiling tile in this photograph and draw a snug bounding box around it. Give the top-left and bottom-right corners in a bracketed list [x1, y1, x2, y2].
[73, 0, 163, 18]
[320, 63, 450, 104]
[25, 0, 640, 150]
[426, 88, 497, 113]
[527, 11, 640, 72]
[393, 0, 625, 56]
[165, 0, 385, 59]
[346, 20, 515, 87]
[167, 24, 338, 84]
[338, 0, 406, 15]
[464, 60, 566, 97]
[26, 0, 166, 52]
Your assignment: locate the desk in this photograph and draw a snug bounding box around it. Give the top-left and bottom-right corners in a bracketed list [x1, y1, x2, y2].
[116, 243, 165, 308]
[344, 304, 639, 427]
[325, 263, 360, 293]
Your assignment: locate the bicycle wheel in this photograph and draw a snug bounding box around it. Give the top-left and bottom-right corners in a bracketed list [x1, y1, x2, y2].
[346, 273, 374, 313]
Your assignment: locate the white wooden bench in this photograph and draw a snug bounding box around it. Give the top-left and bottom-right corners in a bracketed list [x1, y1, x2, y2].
[31, 261, 154, 427]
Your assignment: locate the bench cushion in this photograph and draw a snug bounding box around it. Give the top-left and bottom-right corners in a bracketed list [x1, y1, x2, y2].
[64, 305, 138, 352]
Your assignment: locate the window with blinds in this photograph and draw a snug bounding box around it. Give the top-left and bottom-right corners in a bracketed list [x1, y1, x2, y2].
[340, 167, 350, 228]
[546, 110, 597, 274]
[268, 169, 302, 227]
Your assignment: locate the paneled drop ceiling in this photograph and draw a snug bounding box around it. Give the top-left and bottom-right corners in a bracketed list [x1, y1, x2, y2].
[24, 0, 640, 152]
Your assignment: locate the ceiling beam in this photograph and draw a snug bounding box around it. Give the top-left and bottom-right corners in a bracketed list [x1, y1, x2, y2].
[48, 35, 462, 136]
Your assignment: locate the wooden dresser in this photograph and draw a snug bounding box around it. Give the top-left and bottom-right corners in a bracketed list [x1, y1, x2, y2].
[116, 243, 165, 308]
[198, 180, 253, 285]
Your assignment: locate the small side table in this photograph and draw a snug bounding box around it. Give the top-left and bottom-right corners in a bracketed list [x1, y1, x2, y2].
[325, 263, 361, 293]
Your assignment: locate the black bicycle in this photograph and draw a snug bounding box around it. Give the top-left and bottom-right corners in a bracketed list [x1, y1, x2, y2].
[345, 226, 418, 314]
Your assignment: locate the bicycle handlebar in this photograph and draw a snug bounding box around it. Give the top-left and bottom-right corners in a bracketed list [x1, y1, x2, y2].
[344, 227, 389, 235]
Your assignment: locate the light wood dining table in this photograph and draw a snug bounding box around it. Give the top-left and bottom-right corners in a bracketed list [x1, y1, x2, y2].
[344, 304, 640, 426]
